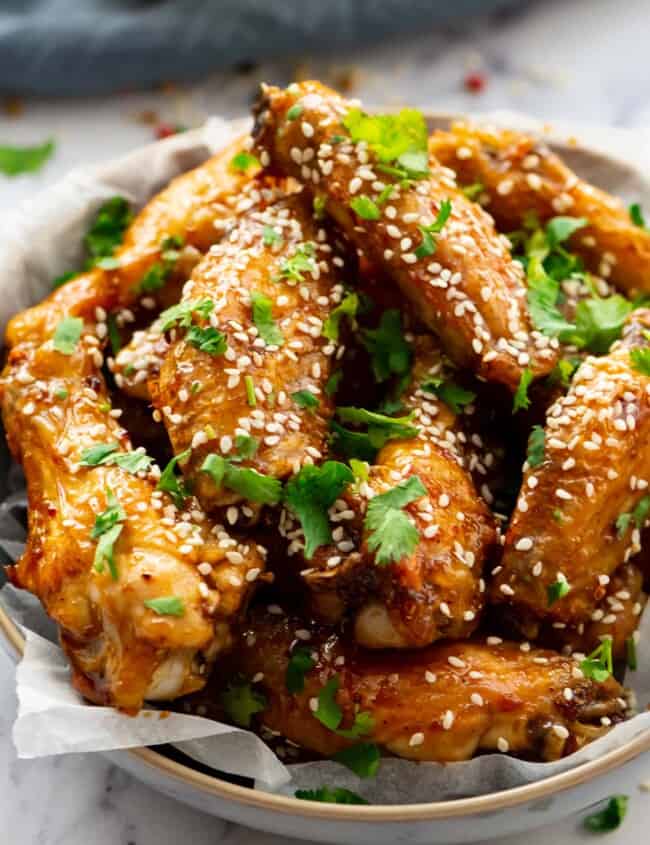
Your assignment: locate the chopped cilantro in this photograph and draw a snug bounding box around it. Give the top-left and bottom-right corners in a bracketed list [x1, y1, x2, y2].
[626, 636, 637, 671]
[630, 347, 650, 376]
[201, 453, 282, 504]
[79, 443, 119, 465]
[284, 462, 354, 558]
[330, 421, 377, 462]
[292, 390, 319, 411]
[157, 297, 214, 332]
[362, 309, 411, 383]
[157, 448, 191, 507]
[251, 291, 284, 346]
[583, 796, 628, 833]
[276, 241, 317, 283]
[350, 458, 369, 483]
[322, 292, 359, 342]
[220, 678, 267, 728]
[526, 257, 575, 337]
[186, 324, 228, 356]
[513, 367, 533, 413]
[565, 295, 634, 355]
[547, 578, 570, 606]
[93, 523, 123, 580]
[313, 195, 327, 219]
[364, 475, 426, 565]
[0, 138, 55, 176]
[91, 489, 125, 540]
[230, 151, 260, 172]
[461, 182, 484, 200]
[232, 434, 259, 462]
[548, 357, 580, 388]
[80, 443, 154, 474]
[107, 313, 122, 355]
[52, 316, 83, 355]
[295, 787, 368, 805]
[143, 596, 185, 617]
[332, 742, 381, 779]
[286, 103, 304, 121]
[54, 388, 68, 400]
[51, 270, 78, 290]
[414, 199, 452, 259]
[325, 370, 343, 397]
[421, 377, 476, 414]
[94, 256, 121, 270]
[545, 216, 588, 248]
[335, 406, 419, 446]
[580, 638, 613, 682]
[263, 225, 283, 247]
[552, 508, 564, 523]
[632, 494, 650, 528]
[314, 675, 375, 739]
[286, 646, 316, 694]
[350, 195, 381, 221]
[616, 511, 632, 538]
[527, 425, 545, 468]
[84, 196, 132, 265]
[343, 107, 429, 177]
[629, 203, 646, 229]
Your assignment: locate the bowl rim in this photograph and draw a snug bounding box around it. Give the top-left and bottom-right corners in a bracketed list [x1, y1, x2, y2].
[2, 111, 649, 820]
[2, 602, 649, 820]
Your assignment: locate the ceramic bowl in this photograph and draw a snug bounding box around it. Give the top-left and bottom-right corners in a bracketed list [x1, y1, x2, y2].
[1, 114, 649, 844]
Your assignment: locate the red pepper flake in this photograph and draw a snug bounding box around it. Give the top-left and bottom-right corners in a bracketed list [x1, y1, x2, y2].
[464, 71, 487, 94]
[154, 123, 187, 140]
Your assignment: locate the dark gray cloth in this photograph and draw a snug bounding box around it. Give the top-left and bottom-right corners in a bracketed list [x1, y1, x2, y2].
[0, 0, 525, 95]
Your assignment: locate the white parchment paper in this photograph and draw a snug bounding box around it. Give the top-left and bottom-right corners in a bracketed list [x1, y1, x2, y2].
[0, 113, 649, 803]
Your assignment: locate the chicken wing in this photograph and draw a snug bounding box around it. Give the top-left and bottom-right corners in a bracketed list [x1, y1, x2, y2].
[287, 335, 496, 648]
[212, 608, 627, 763]
[429, 122, 650, 296]
[253, 81, 558, 392]
[491, 308, 650, 637]
[0, 333, 265, 710]
[7, 135, 274, 348]
[110, 322, 170, 401]
[152, 192, 347, 516]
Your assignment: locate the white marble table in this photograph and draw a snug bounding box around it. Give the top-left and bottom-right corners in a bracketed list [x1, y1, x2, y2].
[1, 0, 650, 841]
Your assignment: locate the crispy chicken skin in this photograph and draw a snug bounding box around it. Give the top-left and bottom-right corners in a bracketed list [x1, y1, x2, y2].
[288, 336, 496, 648]
[6, 135, 261, 348]
[253, 81, 558, 392]
[491, 309, 650, 637]
[221, 609, 626, 763]
[0, 334, 265, 710]
[152, 193, 345, 514]
[429, 122, 650, 296]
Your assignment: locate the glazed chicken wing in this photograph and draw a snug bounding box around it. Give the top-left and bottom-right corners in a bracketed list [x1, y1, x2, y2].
[491, 309, 650, 638]
[287, 336, 496, 648]
[7, 135, 268, 348]
[253, 81, 558, 392]
[0, 332, 265, 710]
[429, 122, 650, 296]
[216, 608, 627, 763]
[152, 192, 347, 516]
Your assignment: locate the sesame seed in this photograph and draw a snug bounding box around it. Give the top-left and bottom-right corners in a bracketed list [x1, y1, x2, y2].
[515, 537, 533, 551]
[470, 693, 484, 707]
[425, 671, 437, 684]
[500, 584, 515, 596]
[497, 737, 510, 753]
[409, 732, 425, 747]
[442, 710, 455, 730]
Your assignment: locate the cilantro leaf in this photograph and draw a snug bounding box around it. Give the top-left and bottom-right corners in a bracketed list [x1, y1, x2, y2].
[616, 511, 632, 538]
[286, 103, 304, 121]
[350, 195, 381, 221]
[91, 489, 125, 539]
[526, 257, 575, 337]
[79, 443, 153, 474]
[629, 203, 646, 229]
[143, 596, 185, 617]
[201, 453, 282, 504]
[220, 678, 267, 728]
[107, 314, 122, 355]
[52, 316, 83, 355]
[51, 270, 78, 290]
[630, 347, 650, 376]
[513, 367, 534, 413]
[350, 458, 370, 483]
[263, 225, 283, 247]
[231, 434, 259, 462]
[343, 108, 429, 176]
[230, 151, 260, 173]
[284, 462, 354, 558]
[157, 448, 191, 507]
[93, 523, 123, 580]
[331, 743, 381, 779]
[421, 377, 476, 414]
[527, 425, 545, 468]
[79, 443, 119, 466]
[583, 796, 628, 833]
[547, 579, 571, 606]
[84, 196, 131, 265]
[295, 787, 368, 805]
[0, 138, 55, 176]
[330, 421, 378, 462]
[414, 199, 452, 259]
[292, 390, 319, 411]
[314, 675, 375, 740]
[545, 216, 588, 248]
[325, 370, 343, 397]
[276, 242, 317, 283]
[461, 182, 485, 200]
[186, 324, 228, 356]
[251, 291, 284, 346]
[580, 637, 613, 682]
[322, 292, 359, 342]
[626, 636, 638, 671]
[286, 646, 316, 694]
[362, 309, 412, 383]
[157, 298, 214, 332]
[547, 357, 580, 388]
[364, 476, 426, 565]
[633, 494, 650, 528]
[336, 406, 419, 447]
[564, 295, 634, 355]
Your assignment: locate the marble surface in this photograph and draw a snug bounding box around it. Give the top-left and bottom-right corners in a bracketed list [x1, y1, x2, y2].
[1, 0, 650, 841]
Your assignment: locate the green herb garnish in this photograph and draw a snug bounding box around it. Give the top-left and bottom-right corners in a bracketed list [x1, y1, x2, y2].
[414, 199, 452, 259]
[0, 138, 55, 176]
[230, 151, 261, 172]
[295, 787, 368, 805]
[513, 367, 534, 413]
[350, 195, 381, 221]
[362, 309, 411, 383]
[286, 646, 316, 694]
[527, 425, 546, 468]
[364, 475, 426, 565]
[220, 678, 267, 728]
[322, 292, 359, 342]
[201, 454, 282, 504]
[157, 448, 191, 507]
[143, 596, 185, 617]
[547, 578, 571, 606]
[630, 347, 650, 376]
[251, 291, 284, 346]
[583, 796, 628, 833]
[52, 316, 83, 355]
[580, 638, 613, 682]
[292, 390, 319, 411]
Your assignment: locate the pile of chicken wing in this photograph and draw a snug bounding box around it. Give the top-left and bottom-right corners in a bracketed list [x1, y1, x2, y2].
[3, 82, 649, 778]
